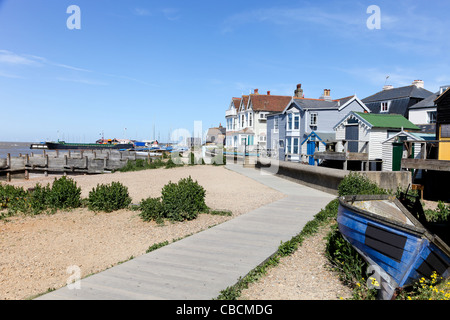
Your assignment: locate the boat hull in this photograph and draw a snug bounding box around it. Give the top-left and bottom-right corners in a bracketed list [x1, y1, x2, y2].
[337, 195, 450, 299]
[45, 142, 133, 150]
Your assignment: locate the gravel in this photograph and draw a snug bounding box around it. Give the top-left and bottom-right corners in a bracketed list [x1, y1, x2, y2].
[0, 165, 351, 300]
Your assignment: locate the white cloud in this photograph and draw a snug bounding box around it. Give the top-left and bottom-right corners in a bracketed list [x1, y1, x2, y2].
[0, 50, 40, 66]
[133, 8, 152, 16]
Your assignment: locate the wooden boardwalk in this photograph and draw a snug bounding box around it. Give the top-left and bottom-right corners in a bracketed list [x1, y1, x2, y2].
[36, 163, 335, 300]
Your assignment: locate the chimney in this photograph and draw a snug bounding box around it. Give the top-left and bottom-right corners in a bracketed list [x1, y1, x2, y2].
[294, 84, 303, 98]
[383, 85, 394, 90]
[254, 89, 259, 94]
[267, 91, 271, 95]
[412, 80, 424, 89]
[320, 89, 332, 100]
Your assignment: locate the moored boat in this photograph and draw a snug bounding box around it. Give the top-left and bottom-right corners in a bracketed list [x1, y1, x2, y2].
[337, 194, 450, 299]
[45, 141, 133, 150]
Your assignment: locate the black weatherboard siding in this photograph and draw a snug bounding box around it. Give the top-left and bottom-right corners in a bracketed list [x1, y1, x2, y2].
[364, 223, 407, 262]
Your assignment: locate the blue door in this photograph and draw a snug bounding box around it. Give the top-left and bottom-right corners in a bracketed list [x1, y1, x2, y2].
[307, 140, 315, 165]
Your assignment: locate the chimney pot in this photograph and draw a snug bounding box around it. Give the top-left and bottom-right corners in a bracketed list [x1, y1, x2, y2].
[294, 84, 304, 97]
[267, 91, 270, 95]
[254, 89, 259, 94]
[412, 80, 424, 88]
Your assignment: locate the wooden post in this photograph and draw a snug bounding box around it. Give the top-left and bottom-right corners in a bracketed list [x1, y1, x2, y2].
[6, 154, 11, 181]
[25, 154, 30, 180]
[45, 154, 49, 177]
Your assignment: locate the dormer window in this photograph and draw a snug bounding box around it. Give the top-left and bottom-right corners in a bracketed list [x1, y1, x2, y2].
[381, 101, 390, 112]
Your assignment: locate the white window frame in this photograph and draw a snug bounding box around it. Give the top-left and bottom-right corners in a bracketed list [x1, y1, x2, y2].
[294, 113, 300, 130]
[274, 116, 279, 133]
[381, 101, 390, 112]
[287, 113, 293, 130]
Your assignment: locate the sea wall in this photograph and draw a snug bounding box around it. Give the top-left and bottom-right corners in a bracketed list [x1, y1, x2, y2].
[256, 159, 411, 195]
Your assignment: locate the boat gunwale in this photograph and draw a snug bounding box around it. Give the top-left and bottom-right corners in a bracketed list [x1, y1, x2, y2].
[339, 194, 450, 257]
[339, 195, 427, 237]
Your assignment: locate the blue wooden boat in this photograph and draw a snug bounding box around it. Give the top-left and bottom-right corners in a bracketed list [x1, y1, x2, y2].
[338, 194, 450, 299]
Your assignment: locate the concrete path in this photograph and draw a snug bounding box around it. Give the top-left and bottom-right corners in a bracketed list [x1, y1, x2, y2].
[36, 164, 335, 300]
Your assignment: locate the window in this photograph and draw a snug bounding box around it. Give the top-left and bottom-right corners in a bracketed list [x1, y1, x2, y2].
[310, 113, 318, 126]
[241, 115, 244, 127]
[274, 116, 279, 132]
[381, 101, 390, 112]
[249, 113, 253, 127]
[441, 124, 450, 138]
[428, 111, 437, 124]
[286, 138, 291, 153]
[287, 113, 293, 130]
[294, 114, 299, 130]
[293, 138, 299, 154]
[259, 135, 266, 142]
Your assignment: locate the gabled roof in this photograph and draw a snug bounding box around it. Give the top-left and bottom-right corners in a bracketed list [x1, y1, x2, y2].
[231, 97, 241, 109]
[284, 95, 370, 113]
[382, 130, 425, 144]
[334, 111, 420, 131]
[248, 94, 291, 112]
[239, 95, 249, 111]
[355, 112, 420, 130]
[408, 91, 439, 109]
[362, 85, 433, 103]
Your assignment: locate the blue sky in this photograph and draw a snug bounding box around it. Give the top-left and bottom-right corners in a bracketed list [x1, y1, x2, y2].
[1, 0, 449, 142]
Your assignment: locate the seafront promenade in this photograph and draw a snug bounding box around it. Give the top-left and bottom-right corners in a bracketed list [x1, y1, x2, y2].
[36, 163, 335, 300]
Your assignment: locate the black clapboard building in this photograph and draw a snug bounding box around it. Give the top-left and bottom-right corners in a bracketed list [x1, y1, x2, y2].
[362, 80, 434, 119]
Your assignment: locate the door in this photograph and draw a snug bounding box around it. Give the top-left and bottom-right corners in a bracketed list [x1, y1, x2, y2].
[345, 125, 359, 153]
[392, 142, 403, 171]
[307, 140, 315, 165]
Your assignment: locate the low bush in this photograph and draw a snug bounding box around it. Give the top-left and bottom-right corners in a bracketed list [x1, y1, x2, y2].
[337, 172, 387, 197]
[0, 176, 81, 218]
[87, 181, 132, 212]
[424, 201, 450, 223]
[46, 176, 81, 210]
[139, 197, 165, 223]
[139, 176, 208, 222]
[161, 176, 208, 221]
[28, 183, 52, 215]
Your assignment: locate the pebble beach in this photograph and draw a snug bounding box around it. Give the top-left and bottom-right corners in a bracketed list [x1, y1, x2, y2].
[0, 165, 351, 300]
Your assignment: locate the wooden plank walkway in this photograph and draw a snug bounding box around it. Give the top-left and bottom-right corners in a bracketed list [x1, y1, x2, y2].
[36, 163, 335, 300]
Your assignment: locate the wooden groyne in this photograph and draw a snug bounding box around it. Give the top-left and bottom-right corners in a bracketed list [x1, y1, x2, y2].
[0, 149, 161, 181]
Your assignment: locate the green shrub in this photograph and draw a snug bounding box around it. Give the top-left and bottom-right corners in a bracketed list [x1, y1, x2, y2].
[338, 172, 387, 197]
[0, 183, 28, 215]
[139, 197, 165, 223]
[87, 181, 132, 212]
[46, 176, 81, 210]
[28, 183, 52, 214]
[424, 201, 450, 223]
[161, 176, 207, 221]
[139, 176, 208, 222]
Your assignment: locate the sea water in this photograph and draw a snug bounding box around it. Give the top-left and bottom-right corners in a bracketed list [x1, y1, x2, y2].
[0, 141, 46, 158]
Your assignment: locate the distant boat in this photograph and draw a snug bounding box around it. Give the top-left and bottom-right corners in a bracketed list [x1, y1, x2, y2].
[45, 141, 133, 150]
[30, 142, 48, 149]
[337, 194, 450, 300]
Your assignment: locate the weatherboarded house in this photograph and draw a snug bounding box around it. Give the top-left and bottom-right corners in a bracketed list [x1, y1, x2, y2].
[334, 111, 420, 168]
